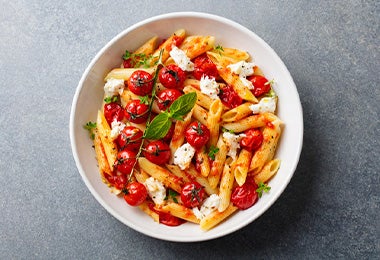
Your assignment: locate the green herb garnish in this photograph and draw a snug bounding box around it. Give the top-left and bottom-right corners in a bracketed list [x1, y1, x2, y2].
[104, 96, 118, 103]
[208, 146, 219, 160]
[165, 189, 179, 203]
[84, 121, 97, 140]
[256, 182, 271, 198]
[221, 127, 234, 134]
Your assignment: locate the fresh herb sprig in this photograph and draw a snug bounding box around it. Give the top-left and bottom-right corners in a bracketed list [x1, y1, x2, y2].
[208, 145, 219, 160]
[84, 121, 97, 140]
[256, 182, 271, 198]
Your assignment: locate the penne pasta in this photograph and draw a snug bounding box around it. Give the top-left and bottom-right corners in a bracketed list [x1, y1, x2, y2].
[253, 159, 281, 184]
[200, 203, 238, 231]
[104, 67, 155, 81]
[221, 102, 255, 123]
[158, 202, 200, 224]
[195, 149, 211, 177]
[169, 110, 193, 163]
[207, 99, 223, 147]
[208, 134, 228, 189]
[218, 158, 235, 212]
[183, 85, 212, 110]
[221, 112, 277, 133]
[233, 149, 253, 186]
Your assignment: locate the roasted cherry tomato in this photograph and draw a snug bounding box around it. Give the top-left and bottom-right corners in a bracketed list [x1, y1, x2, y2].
[180, 181, 206, 208]
[247, 75, 271, 97]
[105, 174, 128, 190]
[156, 88, 182, 111]
[162, 123, 175, 143]
[231, 178, 258, 210]
[128, 70, 154, 96]
[240, 129, 263, 151]
[122, 58, 133, 68]
[147, 202, 185, 226]
[103, 102, 124, 125]
[185, 121, 210, 149]
[193, 53, 218, 80]
[159, 64, 186, 89]
[114, 149, 137, 176]
[123, 182, 148, 206]
[117, 126, 143, 151]
[143, 140, 171, 165]
[125, 99, 149, 123]
[219, 85, 243, 109]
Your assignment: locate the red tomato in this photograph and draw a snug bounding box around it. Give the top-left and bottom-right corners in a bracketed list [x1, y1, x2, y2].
[123, 58, 133, 68]
[125, 100, 149, 123]
[180, 182, 206, 208]
[114, 150, 137, 176]
[143, 140, 171, 165]
[156, 89, 182, 111]
[128, 70, 154, 96]
[240, 129, 263, 151]
[117, 126, 143, 151]
[147, 202, 185, 226]
[172, 35, 184, 47]
[219, 85, 243, 109]
[192, 54, 218, 80]
[231, 179, 258, 210]
[103, 102, 124, 125]
[123, 182, 148, 206]
[162, 123, 175, 143]
[185, 121, 210, 149]
[247, 75, 270, 97]
[105, 174, 128, 190]
[159, 64, 186, 89]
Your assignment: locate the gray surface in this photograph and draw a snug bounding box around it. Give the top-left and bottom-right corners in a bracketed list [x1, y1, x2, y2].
[1, 0, 379, 259]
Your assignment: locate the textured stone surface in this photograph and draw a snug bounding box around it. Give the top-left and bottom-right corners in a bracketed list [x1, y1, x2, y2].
[0, 0, 378, 259]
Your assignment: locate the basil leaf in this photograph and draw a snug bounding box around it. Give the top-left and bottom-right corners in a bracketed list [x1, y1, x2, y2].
[168, 92, 197, 119]
[143, 113, 172, 140]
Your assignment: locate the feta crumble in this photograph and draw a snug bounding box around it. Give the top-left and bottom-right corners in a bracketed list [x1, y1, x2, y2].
[222, 132, 246, 160]
[169, 45, 194, 71]
[103, 78, 125, 97]
[144, 177, 166, 205]
[110, 120, 126, 140]
[192, 194, 221, 220]
[200, 75, 220, 100]
[249, 97, 276, 114]
[173, 143, 196, 170]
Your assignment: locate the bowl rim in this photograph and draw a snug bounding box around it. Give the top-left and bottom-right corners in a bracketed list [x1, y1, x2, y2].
[70, 11, 303, 242]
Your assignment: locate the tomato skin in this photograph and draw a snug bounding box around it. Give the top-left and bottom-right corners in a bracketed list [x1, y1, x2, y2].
[103, 102, 124, 125]
[159, 64, 186, 89]
[185, 122, 210, 149]
[105, 174, 128, 190]
[123, 58, 133, 68]
[156, 89, 182, 111]
[231, 179, 258, 210]
[114, 150, 137, 176]
[143, 140, 171, 165]
[193, 54, 218, 80]
[147, 202, 185, 226]
[117, 126, 143, 151]
[247, 75, 270, 97]
[128, 70, 154, 96]
[240, 129, 263, 151]
[180, 182, 206, 208]
[219, 85, 243, 109]
[125, 100, 149, 123]
[123, 182, 148, 206]
[162, 123, 175, 143]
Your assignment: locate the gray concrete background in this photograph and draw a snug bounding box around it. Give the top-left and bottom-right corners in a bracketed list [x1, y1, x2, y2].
[0, 0, 378, 259]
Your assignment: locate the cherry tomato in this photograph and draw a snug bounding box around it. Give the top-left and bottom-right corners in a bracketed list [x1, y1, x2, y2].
[123, 182, 148, 206]
[172, 35, 184, 47]
[240, 129, 263, 151]
[159, 64, 186, 89]
[162, 123, 175, 143]
[247, 75, 271, 97]
[114, 149, 137, 176]
[143, 140, 171, 165]
[231, 179, 258, 210]
[117, 126, 143, 151]
[147, 202, 185, 226]
[125, 100, 149, 123]
[185, 121, 210, 149]
[193, 53, 218, 80]
[123, 58, 133, 68]
[219, 85, 243, 109]
[103, 102, 124, 125]
[156, 89, 182, 111]
[180, 181, 206, 208]
[105, 174, 128, 190]
[128, 70, 154, 96]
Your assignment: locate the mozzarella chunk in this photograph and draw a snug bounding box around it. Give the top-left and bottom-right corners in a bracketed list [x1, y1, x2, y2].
[169, 45, 194, 71]
[227, 61, 255, 89]
[200, 75, 220, 100]
[192, 194, 221, 220]
[222, 132, 246, 160]
[104, 78, 125, 97]
[249, 97, 276, 114]
[173, 143, 196, 170]
[110, 120, 125, 140]
[144, 177, 166, 205]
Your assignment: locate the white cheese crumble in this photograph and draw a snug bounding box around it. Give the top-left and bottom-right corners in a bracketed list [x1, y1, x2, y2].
[173, 143, 196, 170]
[144, 177, 166, 205]
[169, 45, 194, 71]
[222, 132, 246, 160]
[200, 75, 220, 100]
[103, 78, 125, 97]
[110, 120, 125, 140]
[249, 97, 276, 114]
[192, 194, 221, 220]
[227, 61, 255, 89]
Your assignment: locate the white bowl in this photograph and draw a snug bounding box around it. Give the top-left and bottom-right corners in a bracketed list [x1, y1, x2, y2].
[70, 12, 303, 242]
